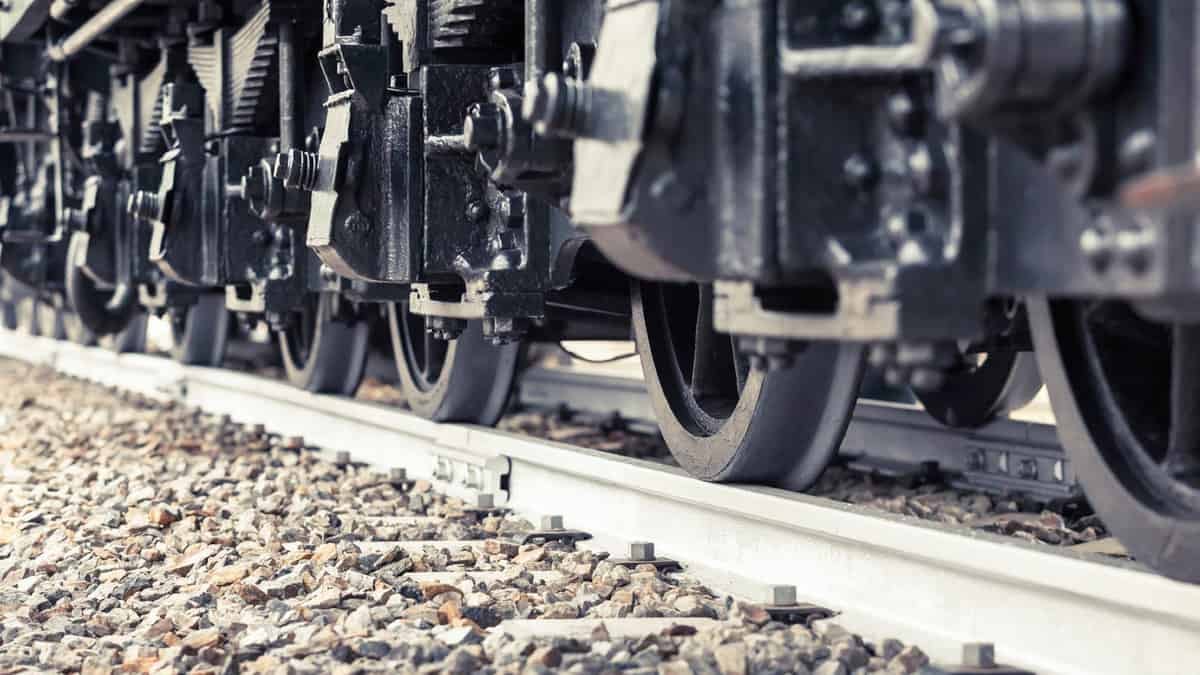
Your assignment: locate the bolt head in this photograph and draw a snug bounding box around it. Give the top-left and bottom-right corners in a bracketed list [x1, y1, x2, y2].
[841, 1, 879, 34]
[630, 542, 655, 561]
[967, 450, 986, 471]
[962, 643, 995, 668]
[843, 154, 877, 190]
[1017, 458, 1038, 479]
[541, 515, 564, 530]
[886, 93, 921, 135]
[767, 585, 797, 606]
[1079, 226, 1114, 271]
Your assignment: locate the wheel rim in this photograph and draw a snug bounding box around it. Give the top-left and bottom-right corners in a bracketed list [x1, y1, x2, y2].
[396, 303, 450, 393]
[168, 294, 230, 366]
[914, 350, 1042, 428]
[640, 283, 749, 434]
[634, 281, 865, 489]
[65, 230, 138, 336]
[1029, 297, 1200, 580]
[387, 303, 520, 424]
[278, 293, 368, 395]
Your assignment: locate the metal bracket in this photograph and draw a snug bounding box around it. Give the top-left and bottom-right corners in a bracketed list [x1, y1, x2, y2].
[429, 433, 511, 505]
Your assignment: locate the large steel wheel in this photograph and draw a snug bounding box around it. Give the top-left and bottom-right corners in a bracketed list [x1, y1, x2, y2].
[279, 292, 368, 395]
[633, 282, 864, 490]
[1029, 297, 1200, 581]
[914, 350, 1042, 428]
[168, 294, 230, 366]
[65, 231, 139, 337]
[387, 303, 520, 424]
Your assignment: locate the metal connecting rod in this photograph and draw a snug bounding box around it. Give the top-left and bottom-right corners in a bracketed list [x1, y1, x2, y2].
[46, 0, 146, 62]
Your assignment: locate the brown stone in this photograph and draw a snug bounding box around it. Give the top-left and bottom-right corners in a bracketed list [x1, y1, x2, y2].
[312, 542, 337, 565]
[514, 547, 545, 564]
[421, 582, 463, 601]
[527, 646, 562, 668]
[484, 539, 519, 557]
[182, 628, 221, 650]
[736, 601, 771, 626]
[439, 600, 463, 624]
[231, 582, 269, 604]
[147, 504, 178, 527]
[207, 564, 249, 586]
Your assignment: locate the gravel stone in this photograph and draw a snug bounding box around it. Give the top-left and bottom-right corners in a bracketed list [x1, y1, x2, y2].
[0, 360, 949, 673]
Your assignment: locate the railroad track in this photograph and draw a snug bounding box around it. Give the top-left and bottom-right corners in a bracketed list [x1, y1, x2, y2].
[2, 332, 1198, 675]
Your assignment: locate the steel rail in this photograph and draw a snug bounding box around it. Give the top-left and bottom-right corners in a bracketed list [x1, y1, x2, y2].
[1, 332, 1198, 675]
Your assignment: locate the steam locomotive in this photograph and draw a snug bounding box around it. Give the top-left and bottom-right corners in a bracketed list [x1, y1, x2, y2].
[1, 0, 1196, 582]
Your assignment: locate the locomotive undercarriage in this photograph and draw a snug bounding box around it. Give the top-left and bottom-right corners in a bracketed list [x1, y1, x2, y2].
[2, 0, 1200, 582]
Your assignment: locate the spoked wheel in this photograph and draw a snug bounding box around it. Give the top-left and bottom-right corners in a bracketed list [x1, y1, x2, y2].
[914, 349, 1042, 429]
[633, 282, 865, 490]
[278, 292, 368, 395]
[35, 301, 66, 339]
[63, 311, 97, 345]
[167, 294, 230, 366]
[1029, 297, 1200, 581]
[387, 303, 520, 424]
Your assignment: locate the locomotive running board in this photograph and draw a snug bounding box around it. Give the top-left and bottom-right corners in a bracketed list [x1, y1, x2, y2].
[5, 333, 1200, 675]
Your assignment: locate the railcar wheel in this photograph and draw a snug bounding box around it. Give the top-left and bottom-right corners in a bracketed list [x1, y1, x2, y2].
[914, 351, 1042, 428]
[387, 303, 520, 424]
[278, 292, 368, 395]
[167, 294, 230, 366]
[633, 282, 864, 490]
[65, 231, 139, 336]
[1028, 297, 1200, 581]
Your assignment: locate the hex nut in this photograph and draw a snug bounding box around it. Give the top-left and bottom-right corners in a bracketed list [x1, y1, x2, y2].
[963, 642, 996, 668]
[767, 585, 798, 606]
[630, 542, 656, 561]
